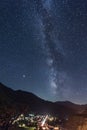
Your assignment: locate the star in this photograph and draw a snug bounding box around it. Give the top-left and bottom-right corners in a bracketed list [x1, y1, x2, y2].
[22, 74, 26, 78]
[0, 0, 87, 104]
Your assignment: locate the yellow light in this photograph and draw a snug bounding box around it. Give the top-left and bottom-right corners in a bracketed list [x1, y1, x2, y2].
[54, 127, 59, 130]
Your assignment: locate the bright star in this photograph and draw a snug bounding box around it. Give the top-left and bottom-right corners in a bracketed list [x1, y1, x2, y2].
[22, 74, 26, 78]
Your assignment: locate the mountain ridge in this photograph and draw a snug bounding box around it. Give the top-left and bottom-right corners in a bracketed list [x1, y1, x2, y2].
[0, 82, 87, 116]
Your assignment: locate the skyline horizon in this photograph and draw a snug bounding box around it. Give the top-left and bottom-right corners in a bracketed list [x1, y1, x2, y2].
[0, 82, 86, 105]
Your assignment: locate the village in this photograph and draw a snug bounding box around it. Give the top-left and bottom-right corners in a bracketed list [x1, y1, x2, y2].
[9, 113, 62, 130]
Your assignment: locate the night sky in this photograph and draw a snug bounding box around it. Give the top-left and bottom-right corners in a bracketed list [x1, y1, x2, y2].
[0, 0, 87, 104]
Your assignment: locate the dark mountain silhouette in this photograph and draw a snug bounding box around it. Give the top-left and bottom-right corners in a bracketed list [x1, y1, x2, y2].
[0, 83, 87, 117]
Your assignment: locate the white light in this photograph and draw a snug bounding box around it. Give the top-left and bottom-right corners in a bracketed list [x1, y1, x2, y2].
[22, 124, 25, 127]
[22, 74, 26, 78]
[41, 115, 48, 126]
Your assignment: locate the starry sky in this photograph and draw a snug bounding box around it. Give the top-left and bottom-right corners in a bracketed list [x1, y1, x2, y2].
[0, 0, 87, 104]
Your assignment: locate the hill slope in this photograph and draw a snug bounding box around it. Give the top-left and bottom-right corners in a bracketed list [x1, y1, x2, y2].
[0, 83, 87, 117]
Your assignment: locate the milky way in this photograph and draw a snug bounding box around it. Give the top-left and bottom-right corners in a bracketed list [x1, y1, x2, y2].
[0, 0, 87, 104]
[35, 0, 72, 100]
[34, 0, 87, 103]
